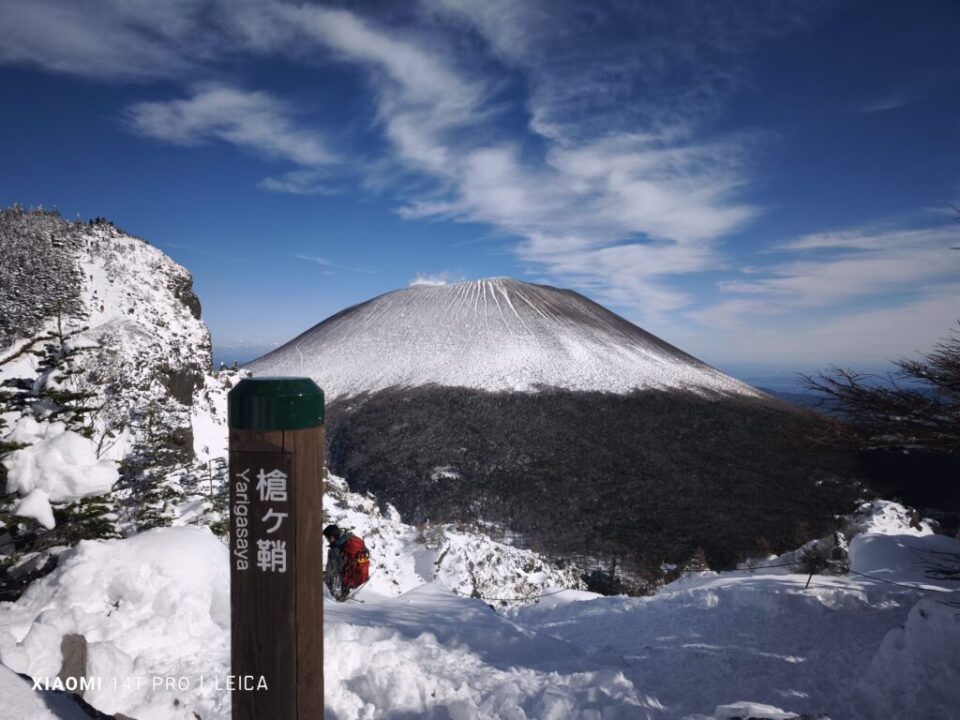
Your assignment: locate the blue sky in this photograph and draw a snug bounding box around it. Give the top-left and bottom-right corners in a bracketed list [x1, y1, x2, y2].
[1, 0, 958, 379]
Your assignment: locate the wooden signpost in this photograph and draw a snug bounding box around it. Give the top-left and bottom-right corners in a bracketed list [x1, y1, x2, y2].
[228, 377, 325, 720]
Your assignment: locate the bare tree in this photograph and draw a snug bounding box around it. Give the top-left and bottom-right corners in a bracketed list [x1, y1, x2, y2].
[802, 324, 960, 455]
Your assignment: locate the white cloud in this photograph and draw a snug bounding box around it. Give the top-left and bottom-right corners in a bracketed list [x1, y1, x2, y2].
[708, 225, 960, 313]
[2, 2, 765, 311]
[0, 0, 214, 79]
[19, 0, 947, 364]
[258, 170, 340, 196]
[127, 84, 335, 169]
[684, 222, 960, 365]
[679, 283, 960, 366]
[410, 272, 461, 286]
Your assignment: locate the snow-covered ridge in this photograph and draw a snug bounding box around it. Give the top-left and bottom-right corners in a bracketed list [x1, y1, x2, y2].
[1, 209, 227, 534]
[0, 212, 212, 464]
[248, 277, 762, 400]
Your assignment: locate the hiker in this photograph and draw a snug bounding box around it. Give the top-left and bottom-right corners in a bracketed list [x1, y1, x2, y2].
[323, 524, 370, 601]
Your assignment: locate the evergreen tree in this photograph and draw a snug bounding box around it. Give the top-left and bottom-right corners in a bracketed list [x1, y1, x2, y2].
[0, 308, 119, 597]
[1, 304, 99, 435]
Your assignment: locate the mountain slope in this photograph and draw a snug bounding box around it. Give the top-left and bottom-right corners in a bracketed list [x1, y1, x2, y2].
[248, 277, 761, 399]
[249, 276, 858, 585]
[0, 208, 232, 591]
[0, 207, 212, 464]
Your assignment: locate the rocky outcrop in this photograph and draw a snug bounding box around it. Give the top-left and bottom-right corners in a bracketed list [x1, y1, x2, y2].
[0, 207, 213, 466]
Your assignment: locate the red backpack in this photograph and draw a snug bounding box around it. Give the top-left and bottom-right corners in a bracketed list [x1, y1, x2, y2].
[342, 535, 370, 590]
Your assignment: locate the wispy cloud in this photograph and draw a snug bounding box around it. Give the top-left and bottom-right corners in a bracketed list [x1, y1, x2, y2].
[679, 282, 960, 366]
[0, 2, 779, 314]
[711, 225, 960, 311]
[12, 0, 948, 365]
[685, 222, 960, 363]
[0, 0, 204, 79]
[127, 84, 335, 169]
[409, 272, 462, 286]
[291, 253, 375, 276]
[278, 4, 768, 317]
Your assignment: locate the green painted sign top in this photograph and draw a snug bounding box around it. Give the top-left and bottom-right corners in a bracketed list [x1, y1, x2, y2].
[228, 377, 325, 431]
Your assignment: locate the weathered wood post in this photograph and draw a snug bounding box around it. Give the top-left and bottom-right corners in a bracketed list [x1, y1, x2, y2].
[228, 377, 325, 720]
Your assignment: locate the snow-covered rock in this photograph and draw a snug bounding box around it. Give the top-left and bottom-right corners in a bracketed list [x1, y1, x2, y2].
[323, 472, 586, 603]
[843, 499, 935, 537]
[0, 208, 230, 549]
[0, 209, 213, 467]
[12, 490, 55, 530]
[3, 419, 118, 503]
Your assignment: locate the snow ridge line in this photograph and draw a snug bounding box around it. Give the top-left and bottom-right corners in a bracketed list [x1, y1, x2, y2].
[439, 581, 576, 604]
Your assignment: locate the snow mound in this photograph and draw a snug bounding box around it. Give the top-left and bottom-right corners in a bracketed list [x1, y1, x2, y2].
[844, 499, 935, 537]
[511, 534, 960, 720]
[0, 526, 229, 720]
[13, 489, 55, 530]
[711, 701, 800, 720]
[856, 589, 960, 720]
[248, 277, 762, 400]
[0, 663, 99, 720]
[849, 532, 960, 580]
[3, 418, 118, 504]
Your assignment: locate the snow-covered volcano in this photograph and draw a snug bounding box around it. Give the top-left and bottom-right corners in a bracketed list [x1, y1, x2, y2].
[248, 277, 759, 399]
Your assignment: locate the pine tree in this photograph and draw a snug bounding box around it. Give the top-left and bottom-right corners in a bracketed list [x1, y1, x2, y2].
[0, 308, 119, 597]
[1, 304, 100, 435]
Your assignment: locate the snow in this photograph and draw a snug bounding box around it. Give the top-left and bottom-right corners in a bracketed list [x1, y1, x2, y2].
[845, 498, 936, 536]
[849, 531, 959, 582]
[0, 219, 214, 470]
[248, 278, 763, 400]
[0, 663, 94, 720]
[324, 584, 664, 720]
[712, 702, 799, 720]
[13, 490, 55, 530]
[322, 473, 585, 602]
[190, 371, 242, 465]
[510, 530, 960, 720]
[856, 588, 960, 719]
[1, 496, 957, 720]
[0, 526, 230, 720]
[3, 418, 118, 505]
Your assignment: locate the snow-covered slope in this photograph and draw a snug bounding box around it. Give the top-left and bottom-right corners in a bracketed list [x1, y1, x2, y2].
[0, 209, 212, 464]
[323, 473, 585, 603]
[248, 277, 761, 400]
[2, 499, 956, 720]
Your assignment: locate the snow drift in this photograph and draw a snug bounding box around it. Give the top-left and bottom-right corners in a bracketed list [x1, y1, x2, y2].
[2, 498, 957, 720]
